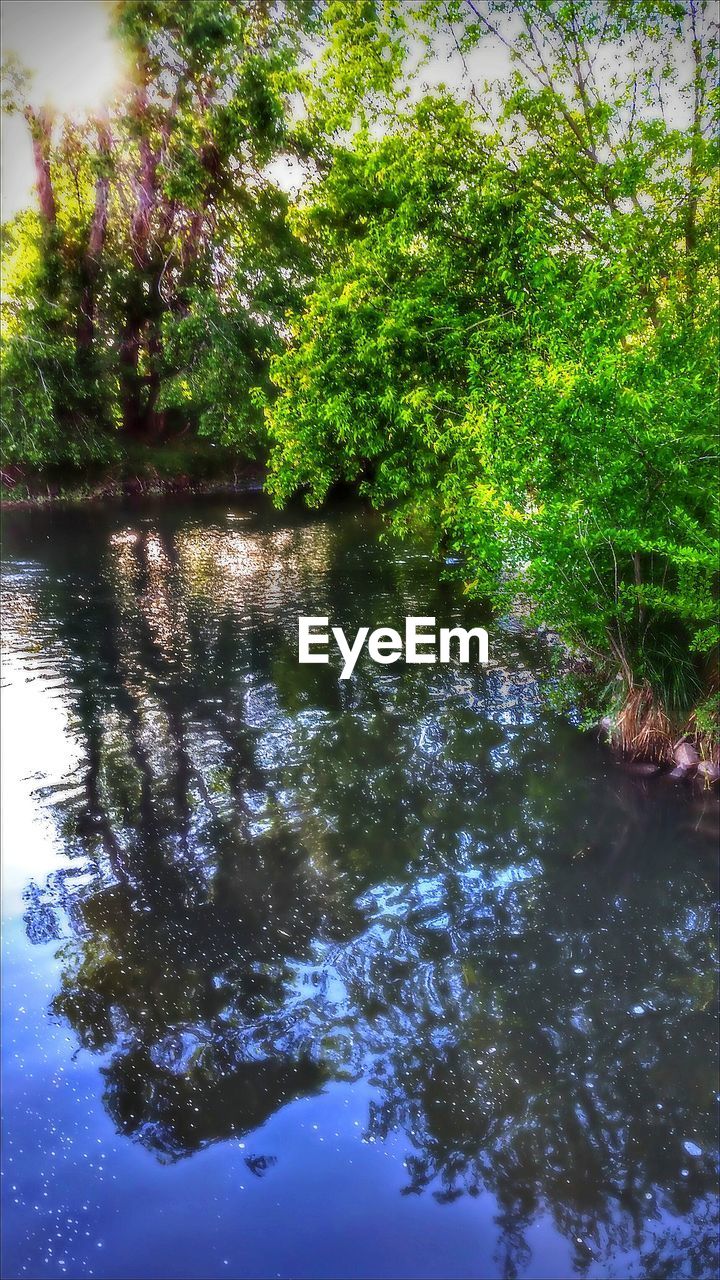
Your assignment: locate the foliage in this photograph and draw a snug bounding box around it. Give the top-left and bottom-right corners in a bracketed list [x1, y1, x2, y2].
[1, 213, 116, 466]
[0, 1, 415, 468]
[268, 97, 501, 507]
[1, 0, 328, 464]
[266, 1, 720, 745]
[157, 183, 312, 449]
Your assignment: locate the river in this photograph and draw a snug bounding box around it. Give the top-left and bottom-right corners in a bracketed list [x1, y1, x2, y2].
[1, 495, 718, 1279]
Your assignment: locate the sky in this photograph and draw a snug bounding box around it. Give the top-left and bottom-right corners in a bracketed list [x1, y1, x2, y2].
[1, 0, 121, 219]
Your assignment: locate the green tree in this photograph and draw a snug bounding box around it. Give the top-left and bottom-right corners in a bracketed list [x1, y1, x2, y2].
[0, 0, 416, 469]
[267, 2, 720, 753]
[1, 0, 323, 462]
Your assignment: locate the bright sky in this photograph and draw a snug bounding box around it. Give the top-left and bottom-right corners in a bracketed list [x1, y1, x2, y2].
[1, 0, 121, 219]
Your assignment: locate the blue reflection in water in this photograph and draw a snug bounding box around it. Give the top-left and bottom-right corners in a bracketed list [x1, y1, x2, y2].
[1, 496, 718, 1280]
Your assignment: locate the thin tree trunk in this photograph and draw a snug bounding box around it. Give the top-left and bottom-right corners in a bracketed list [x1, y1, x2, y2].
[77, 120, 112, 356]
[119, 316, 143, 435]
[25, 106, 57, 227]
[685, 5, 704, 315]
[119, 79, 160, 438]
[145, 318, 166, 438]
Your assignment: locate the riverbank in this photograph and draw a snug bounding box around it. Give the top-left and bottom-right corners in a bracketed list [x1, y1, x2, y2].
[0, 441, 265, 507]
[604, 727, 719, 786]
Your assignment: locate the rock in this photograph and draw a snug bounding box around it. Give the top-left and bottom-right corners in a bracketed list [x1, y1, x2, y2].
[674, 741, 699, 770]
[696, 760, 720, 783]
[667, 765, 691, 780]
[599, 716, 619, 745]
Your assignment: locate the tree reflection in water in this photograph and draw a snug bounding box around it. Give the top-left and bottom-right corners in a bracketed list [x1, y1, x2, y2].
[5, 499, 718, 1279]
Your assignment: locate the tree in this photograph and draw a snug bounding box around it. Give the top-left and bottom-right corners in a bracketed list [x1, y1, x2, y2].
[1, 0, 323, 461]
[1, 0, 418, 468]
[267, 2, 720, 752]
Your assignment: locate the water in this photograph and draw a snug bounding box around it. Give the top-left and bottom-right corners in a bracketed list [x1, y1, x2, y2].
[1, 495, 718, 1280]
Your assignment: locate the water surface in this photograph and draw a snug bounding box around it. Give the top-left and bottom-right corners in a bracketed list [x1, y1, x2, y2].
[2, 496, 718, 1279]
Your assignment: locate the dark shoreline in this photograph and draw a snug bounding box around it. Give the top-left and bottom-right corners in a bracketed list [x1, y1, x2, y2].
[0, 459, 266, 509]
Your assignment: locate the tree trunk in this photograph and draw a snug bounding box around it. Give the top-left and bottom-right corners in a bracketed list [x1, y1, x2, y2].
[25, 106, 57, 227]
[77, 120, 112, 356]
[119, 317, 143, 435]
[119, 311, 166, 439]
[684, 15, 704, 316]
[119, 82, 160, 438]
[144, 319, 166, 438]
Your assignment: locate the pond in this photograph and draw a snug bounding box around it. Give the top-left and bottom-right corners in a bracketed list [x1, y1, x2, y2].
[1, 495, 718, 1280]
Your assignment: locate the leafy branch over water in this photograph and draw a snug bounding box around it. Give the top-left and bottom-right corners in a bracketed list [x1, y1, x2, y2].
[1, 0, 719, 750]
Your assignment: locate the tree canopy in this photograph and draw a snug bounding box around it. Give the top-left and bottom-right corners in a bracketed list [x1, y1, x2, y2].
[266, 0, 720, 751]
